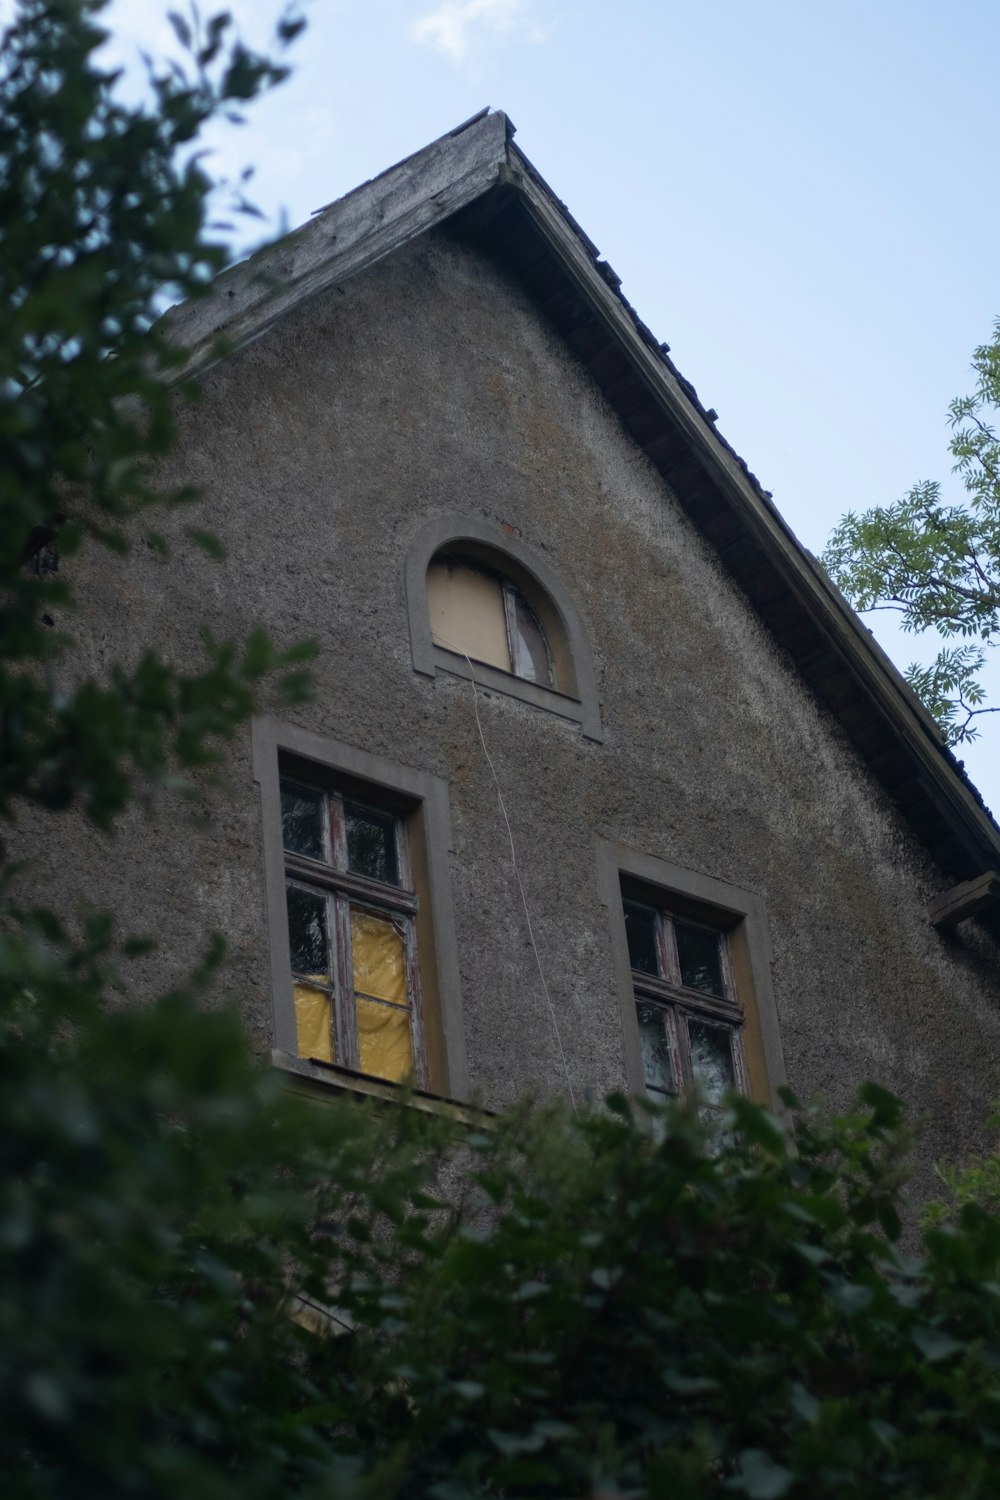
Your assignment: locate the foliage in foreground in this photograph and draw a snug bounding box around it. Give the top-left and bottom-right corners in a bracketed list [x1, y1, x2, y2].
[6, 962, 1000, 1500]
[824, 326, 1000, 745]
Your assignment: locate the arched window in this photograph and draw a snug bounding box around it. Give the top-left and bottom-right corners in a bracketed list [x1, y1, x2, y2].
[426, 553, 553, 686]
[405, 516, 603, 742]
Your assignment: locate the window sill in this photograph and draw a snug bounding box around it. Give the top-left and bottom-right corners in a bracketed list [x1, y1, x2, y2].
[271, 1048, 491, 1126]
[432, 646, 602, 739]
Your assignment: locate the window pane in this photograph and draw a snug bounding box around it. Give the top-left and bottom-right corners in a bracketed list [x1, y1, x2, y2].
[351, 908, 408, 1006]
[286, 882, 328, 975]
[280, 781, 325, 859]
[357, 996, 414, 1083]
[511, 592, 552, 685]
[427, 557, 511, 672]
[293, 981, 334, 1064]
[345, 802, 399, 885]
[675, 921, 725, 996]
[636, 1001, 675, 1096]
[351, 907, 413, 1084]
[623, 901, 659, 975]
[688, 1020, 735, 1106]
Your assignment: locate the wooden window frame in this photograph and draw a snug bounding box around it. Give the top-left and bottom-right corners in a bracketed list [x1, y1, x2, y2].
[253, 718, 469, 1100]
[625, 899, 750, 1105]
[282, 779, 426, 1082]
[595, 841, 787, 1111]
[501, 570, 555, 687]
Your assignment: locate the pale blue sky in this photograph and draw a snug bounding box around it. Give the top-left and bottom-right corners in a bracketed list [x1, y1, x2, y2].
[109, 0, 1000, 809]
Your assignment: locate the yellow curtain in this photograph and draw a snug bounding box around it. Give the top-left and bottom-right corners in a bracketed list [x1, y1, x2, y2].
[294, 979, 334, 1064]
[351, 908, 413, 1083]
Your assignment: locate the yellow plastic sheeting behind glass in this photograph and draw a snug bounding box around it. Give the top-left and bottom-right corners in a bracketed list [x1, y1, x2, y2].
[357, 996, 413, 1082]
[294, 979, 334, 1064]
[351, 908, 413, 1082]
[351, 908, 407, 1004]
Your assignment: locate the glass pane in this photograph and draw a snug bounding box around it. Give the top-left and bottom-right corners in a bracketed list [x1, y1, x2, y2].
[350, 908, 408, 1006]
[285, 882, 328, 975]
[280, 781, 325, 859]
[356, 996, 414, 1083]
[688, 1020, 735, 1106]
[675, 921, 725, 996]
[511, 591, 552, 685]
[345, 802, 399, 885]
[293, 981, 335, 1064]
[636, 1001, 675, 1096]
[623, 901, 659, 975]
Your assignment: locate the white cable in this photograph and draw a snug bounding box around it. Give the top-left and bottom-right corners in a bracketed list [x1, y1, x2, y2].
[448, 646, 578, 1114]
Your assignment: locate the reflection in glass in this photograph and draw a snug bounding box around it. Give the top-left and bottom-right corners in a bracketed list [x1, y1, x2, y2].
[280, 781, 325, 859]
[511, 593, 552, 685]
[286, 882, 328, 975]
[624, 901, 659, 975]
[688, 1020, 735, 1106]
[345, 802, 398, 885]
[675, 922, 724, 996]
[636, 1001, 675, 1097]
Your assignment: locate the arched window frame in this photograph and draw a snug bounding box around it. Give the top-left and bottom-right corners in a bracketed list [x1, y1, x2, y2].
[405, 516, 603, 742]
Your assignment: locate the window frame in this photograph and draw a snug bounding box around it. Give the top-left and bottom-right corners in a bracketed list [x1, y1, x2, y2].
[426, 552, 555, 689]
[596, 841, 787, 1110]
[253, 717, 469, 1099]
[405, 515, 604, 742]
[625, 898, 750, 1106]
[281, 778, 425, 1081]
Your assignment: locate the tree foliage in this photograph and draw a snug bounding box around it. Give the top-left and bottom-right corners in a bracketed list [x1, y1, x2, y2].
[7, 6, 1000, 1498]
[824, 327, 1000, 745]
[0, 0, 313, 828]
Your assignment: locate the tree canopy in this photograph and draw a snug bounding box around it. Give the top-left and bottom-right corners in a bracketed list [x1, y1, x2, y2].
[824, 327, 1000, 746]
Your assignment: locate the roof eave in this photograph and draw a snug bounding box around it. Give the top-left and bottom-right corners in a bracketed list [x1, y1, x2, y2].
[459, 160, 1000, 882]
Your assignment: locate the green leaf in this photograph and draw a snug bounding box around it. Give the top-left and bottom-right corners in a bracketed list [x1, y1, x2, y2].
[911, 1325, 965, 1362]
[729, 1449, 795, 1500]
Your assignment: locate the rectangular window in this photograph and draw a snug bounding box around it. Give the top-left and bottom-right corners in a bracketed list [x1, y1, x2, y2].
[254, 719, 468, 1101]
[281, 775, 424, 1085]
[597, 842, 786, 1115]
[622, 896, 749, 1123]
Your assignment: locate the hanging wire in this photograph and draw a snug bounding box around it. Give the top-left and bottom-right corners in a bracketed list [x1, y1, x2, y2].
[441, 643, 578, 1113]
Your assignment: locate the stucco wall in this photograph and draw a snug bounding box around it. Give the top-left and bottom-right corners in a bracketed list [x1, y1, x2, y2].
[20, 225, 1000, 1195]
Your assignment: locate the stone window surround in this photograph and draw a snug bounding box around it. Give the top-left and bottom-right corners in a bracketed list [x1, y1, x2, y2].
[252, 716, 470, 1099]
[405, 515, 604, 743]
[595, 840, 788, 1110]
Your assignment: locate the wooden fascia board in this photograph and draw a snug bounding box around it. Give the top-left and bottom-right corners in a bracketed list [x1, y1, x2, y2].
[164, 114, 511, 382]
[928, 871, 1000, 930]
[501, 164, 1000, 872]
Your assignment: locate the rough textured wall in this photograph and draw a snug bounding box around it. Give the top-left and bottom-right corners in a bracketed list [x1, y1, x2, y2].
[20, 225, 1000, 1197]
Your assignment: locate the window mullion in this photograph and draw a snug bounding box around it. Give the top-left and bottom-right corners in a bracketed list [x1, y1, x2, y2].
[331, 893, 358, 1069]
[501, 580, 522, 676]
[671, 1008, 695, 1090]
[328, 792, 348, 872]
[658, 1004, 684, 1094]
[656, 913, 680, 985]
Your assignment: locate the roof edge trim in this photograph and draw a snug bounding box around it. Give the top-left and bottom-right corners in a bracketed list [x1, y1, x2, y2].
[163, 110, 511, 380]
